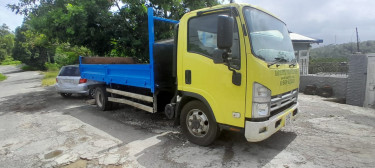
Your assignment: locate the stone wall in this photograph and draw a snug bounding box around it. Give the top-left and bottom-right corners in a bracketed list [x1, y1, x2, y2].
[346, 54, 368, 107]
[300, 74, 348, 99]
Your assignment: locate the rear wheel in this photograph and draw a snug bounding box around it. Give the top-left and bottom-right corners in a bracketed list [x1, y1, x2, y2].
[60, 93, 72, 98]
[180, 100, 219, 146]
[95, 87, 112, 111]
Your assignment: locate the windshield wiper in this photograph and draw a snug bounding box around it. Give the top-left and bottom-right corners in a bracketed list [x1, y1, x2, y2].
[267, 57, 288, 68]
[289, 59, 297, 68]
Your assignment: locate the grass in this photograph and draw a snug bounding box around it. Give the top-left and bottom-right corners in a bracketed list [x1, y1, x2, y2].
[0, 57, 22, 65]
[0, 73, 6, 81]
[42, 71, 59, 86]
[1, 60, 22, 65]
[21, 65, 39, 71]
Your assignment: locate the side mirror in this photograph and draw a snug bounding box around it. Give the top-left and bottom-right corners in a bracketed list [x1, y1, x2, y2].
[217, 15, 233, 50]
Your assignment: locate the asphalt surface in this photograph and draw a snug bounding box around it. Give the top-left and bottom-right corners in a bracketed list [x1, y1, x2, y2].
[0, 65, 375, 168]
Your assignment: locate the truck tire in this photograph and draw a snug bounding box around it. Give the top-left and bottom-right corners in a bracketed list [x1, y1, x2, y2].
[180, 100, 219, 146]
[95, 87, 112, 111]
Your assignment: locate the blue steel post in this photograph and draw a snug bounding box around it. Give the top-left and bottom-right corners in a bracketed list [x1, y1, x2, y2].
[148, 7, 155, 93]
[148, 7, 179, 93]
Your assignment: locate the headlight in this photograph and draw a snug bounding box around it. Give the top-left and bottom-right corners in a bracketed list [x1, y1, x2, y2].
[252, 83, 271, 118]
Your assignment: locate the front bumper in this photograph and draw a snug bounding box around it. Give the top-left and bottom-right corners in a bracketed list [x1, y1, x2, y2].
[244, 102, 299, 142]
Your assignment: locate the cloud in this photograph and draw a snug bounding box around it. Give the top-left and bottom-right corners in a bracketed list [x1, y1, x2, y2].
[1, 0, 374, 45]
[0, 0, 24, 32]
[237, 0, 375, 45]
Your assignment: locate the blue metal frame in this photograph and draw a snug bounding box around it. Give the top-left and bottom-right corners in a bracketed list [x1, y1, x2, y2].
[148, 7, 179, 93]
[80, 7, 178, 93]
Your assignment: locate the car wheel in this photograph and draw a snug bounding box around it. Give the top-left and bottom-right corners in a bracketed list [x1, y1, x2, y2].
[60, 93, 72, 98]
[88, 88, 95, 98]
[180, 100, 219, 146]
[95, 87, 112, 111]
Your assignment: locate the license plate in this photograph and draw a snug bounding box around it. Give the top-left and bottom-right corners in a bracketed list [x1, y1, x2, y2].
[285, 113, 292, 126]
[63, 79, 74, 84]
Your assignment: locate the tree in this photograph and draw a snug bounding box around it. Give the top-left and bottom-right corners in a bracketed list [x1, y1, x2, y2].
[8, 0, 221, 62]
[13, 24, 55, 69]
[110, 0, 221, 62]
[0, 24, 15, 62]
[310, 40, 375, 59]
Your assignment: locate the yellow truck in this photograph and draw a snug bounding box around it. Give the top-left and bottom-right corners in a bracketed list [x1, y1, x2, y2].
[80, 3, 299, 146]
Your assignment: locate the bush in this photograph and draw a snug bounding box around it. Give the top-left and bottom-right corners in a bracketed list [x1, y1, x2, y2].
[21, 65, 39, 71]
[0, 56, 22, 65]
[44, 62, 60, 71]
[0, 73, 6, 81]
[55, 43, 92, 66]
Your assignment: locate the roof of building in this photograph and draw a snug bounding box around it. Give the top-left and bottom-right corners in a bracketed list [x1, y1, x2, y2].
[290, 32, 323, 44]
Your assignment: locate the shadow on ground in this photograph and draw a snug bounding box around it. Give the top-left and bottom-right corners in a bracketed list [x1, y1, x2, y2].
[0, 88, 297, 167]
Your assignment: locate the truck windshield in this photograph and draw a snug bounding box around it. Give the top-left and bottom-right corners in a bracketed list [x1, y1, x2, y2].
[243, 7, 295, 63]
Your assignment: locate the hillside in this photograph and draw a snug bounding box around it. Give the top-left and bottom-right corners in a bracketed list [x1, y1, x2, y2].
[310, 40, 375, 59]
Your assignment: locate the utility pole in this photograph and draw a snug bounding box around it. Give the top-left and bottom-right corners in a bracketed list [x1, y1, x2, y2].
[356, 27, 360, 53]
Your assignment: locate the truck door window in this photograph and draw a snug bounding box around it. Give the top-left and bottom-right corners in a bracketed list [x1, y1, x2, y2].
[188, 12, 240, 69]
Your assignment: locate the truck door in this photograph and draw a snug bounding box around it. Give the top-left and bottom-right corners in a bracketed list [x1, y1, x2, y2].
[180, 11, 247, 128]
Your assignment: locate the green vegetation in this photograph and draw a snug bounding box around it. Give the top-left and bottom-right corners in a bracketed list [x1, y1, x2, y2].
[310, 40, 375, 59]
[0, 24, 15, 63]
[7, 0, 220, 67]
[306, 41, 375, 74]
[21, 65, 39, 71]
[1, 56, 21, 65]
[42, 70, 59, 86]
[41, 63, 60, 86]
[0, 73, 6, 81]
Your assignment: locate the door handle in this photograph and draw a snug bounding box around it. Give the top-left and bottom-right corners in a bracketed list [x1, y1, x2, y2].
[185, 70, 191, 84]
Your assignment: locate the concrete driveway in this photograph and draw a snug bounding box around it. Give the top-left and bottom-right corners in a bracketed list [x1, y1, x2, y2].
[0, 65, 375, 168]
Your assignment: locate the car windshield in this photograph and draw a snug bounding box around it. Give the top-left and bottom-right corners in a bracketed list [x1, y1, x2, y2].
[243, 7, 295, 63]
[59, 66, 80, 76]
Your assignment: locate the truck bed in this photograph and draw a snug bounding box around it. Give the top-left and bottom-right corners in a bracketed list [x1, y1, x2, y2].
[79, 40, 175, 94]
[79, 7, 178, 94]
[80, 57, 153, 91]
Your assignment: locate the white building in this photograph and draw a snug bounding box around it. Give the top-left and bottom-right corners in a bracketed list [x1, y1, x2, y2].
[290, 33, 323, 75]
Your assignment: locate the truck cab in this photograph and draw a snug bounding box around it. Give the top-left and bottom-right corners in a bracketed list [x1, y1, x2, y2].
[176, 3, 299, 145]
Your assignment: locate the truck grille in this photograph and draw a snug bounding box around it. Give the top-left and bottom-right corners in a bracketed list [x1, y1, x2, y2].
[269, 89, 298, 117]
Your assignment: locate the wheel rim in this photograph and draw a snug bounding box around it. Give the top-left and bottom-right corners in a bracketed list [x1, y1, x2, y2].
[89, 89, 95, 98]
[96, 90, 103, 107]
[186, 109, 209, 137]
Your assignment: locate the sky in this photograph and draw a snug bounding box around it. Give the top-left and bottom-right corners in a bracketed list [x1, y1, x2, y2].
[0, 0, 24, 32]
[1, 0, 375, 46]
[236, 0, 375, 45]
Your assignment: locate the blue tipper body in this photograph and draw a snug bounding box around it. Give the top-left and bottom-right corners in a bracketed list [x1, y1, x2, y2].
[79, 7, 179, 93]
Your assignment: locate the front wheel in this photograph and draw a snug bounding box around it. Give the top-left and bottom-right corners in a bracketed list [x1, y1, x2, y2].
[180, 100, 219, 146]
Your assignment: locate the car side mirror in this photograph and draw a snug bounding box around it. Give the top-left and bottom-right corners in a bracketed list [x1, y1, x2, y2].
[217, 15, 233, 50]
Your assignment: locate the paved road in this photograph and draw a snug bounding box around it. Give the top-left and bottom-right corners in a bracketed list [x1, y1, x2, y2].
[0, 65, 375, 168]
